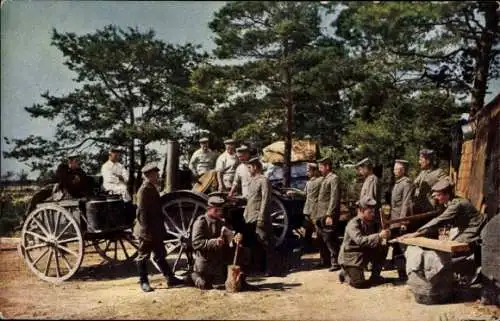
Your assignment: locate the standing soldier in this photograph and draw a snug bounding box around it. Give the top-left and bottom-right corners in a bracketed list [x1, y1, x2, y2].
[229, 145, 251, 198]
[286, 162, 323, 223]
[413, 149, 447, 214]
[189, 137, 217, 178]
[389, 159, 413, 280]
[244, 157, 276, 276]
[316, 157, 342, 271]
[133, 163, 183, 292]
[190, 195, 255, 290]
[338, 197, 391, 288]
[356, 157, 381, 228]
[216, 139, 239, 192]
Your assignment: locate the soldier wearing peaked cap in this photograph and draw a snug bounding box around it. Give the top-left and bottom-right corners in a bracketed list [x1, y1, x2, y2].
[338, 197, 391, 288]
[230, 145, 252, 198]
[216, 138, 239, 192]
[191, 195, 257, 290]
[189, 137, 218, 177]
[316, 156, 342, 271]
[356, 157, 381, 228]
[101, 147, 131, 202]
[133, 162, 183, 292]
[55, 152, 93, 199]
[413, 149, 447, 214]
[400, 178, 486, 245]
[389, 159, 413, 280]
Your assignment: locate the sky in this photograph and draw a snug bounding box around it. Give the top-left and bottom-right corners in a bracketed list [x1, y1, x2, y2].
[1, 1, 499, 178]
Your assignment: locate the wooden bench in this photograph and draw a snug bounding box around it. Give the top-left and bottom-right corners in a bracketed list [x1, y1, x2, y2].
[389, 237, 470, 253]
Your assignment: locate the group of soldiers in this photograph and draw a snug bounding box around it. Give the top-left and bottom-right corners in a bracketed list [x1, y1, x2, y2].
[54, 140, 486, 294]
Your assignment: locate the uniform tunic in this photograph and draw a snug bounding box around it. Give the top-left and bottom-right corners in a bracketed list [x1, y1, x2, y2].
[316, 172, 341, 221]
[133, 181, 165, 242]
[390, 176, 413, 228]
[413, 168, 447, 213]
[299, 176, 323, 218]
[101, 160, 131, 202]
[215, 151, 239, 190]
[360, 173, 381, 206]
[189, 148, 218, 176]
[243, 174, 271, 225]
[232, 163, 251, 197]
[417, 197, 486, 244]
[191, 214, 228, 277]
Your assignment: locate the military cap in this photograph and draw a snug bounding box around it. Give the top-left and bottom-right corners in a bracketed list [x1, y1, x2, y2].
[207, 195, 226, 207]
[307, 162, 319, 168]
[109, 147, 122, 153]
[141, 162, 160, 174]
[199, 137, 209, 143]
[318, 156, 332, 165]
[355, 157, 373, 168]
[419, 149, 435, 158]
[223, 138, 235, 145]
[431, 179, 452, 192]
[357, 196, 377, 208]
[246, 156, 261, 165]
[68, 152, 80, 159]
[236, 145, 249, 153]
[395, 159, 409, 165]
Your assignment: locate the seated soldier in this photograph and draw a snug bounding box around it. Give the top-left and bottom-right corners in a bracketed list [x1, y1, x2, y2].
[101, 147, 131, 202]
[338, 197, 391, 289]
[55, 153, 94, 199]
[191, 195, 257, 290]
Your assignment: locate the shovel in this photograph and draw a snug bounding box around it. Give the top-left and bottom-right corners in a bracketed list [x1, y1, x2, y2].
[225, 239, 242, 293]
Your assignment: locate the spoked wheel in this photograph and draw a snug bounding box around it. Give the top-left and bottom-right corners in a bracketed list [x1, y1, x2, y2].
[160, 196, 207, 276]
[268, 195, 289, 247]
[92, 231, 139, 264]
[20, 204, 84, 283]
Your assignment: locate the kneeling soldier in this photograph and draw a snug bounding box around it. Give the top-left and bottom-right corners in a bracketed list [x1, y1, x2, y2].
[191, 195, 256, 290]
[338, 197, 391, 288]
[134, 163, 183, 292]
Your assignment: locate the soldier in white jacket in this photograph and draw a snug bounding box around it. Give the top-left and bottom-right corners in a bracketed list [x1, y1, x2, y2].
[101, 148, 131, 202]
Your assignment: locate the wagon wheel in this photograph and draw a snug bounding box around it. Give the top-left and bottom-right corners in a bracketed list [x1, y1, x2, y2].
[20, 204, 84, 283]
[92, 231, 139, 264]
[160, 196, 207, 276]
[268, 195, 288, 247]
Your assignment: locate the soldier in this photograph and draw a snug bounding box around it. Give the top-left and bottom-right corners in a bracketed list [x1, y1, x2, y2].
[243, 157, 276, 276]
[101, 147, 131, 202]
[356, 157, 381, 229]
[188, 137, 218, 177]
[316, 157, 342, 271]
[286, 162, 323, 222]
[55, 153, 94, 199]
[229, 145, 251, 198]
[413, 149, 447, 214]
[216, 139, 239, 192]
[133, 163, 183, 292]
[399, 179, 486, 246]
[389, 159, 413, 280]
[191, 195, 255, 290]
[338, 197, 391, 289]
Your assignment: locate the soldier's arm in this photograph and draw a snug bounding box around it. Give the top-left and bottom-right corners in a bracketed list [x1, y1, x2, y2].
[258, 179, 271, 223]
[136, 188, 149, 231]
[121, 164, 129, 183]
[326, 176, 340, 217]
[215, 155, 224, 189]
[371, 176, 379, 202]
[192, 218, 220, 252]
[188, 151, 199, 175]
[416, 201, 458, 236]
[346, 222, 381, 248]
[400, 181, 414, 218]
[436, 168, 447, 180]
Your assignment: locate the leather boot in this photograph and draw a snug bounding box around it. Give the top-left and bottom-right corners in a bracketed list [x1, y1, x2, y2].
[137, 260, 153, 292]
[155, 258, 184, 287]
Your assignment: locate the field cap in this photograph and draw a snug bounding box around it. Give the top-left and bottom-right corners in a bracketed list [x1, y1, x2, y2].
[236, 145, 249, 153]
[199, 137, 209, 143]
[141, 163, 160, 174]
[224, 138, 235, 145]
[246, 156, 261, 165]
[355, 157, 373, 168]
[419, 149, 435, 158]
[318, 156, 332, 166]
[208, 195, 226, 207]
[68, 152, 80, 159]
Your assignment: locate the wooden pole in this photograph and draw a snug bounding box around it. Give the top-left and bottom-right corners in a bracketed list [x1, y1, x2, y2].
[164, 140, 180, 193]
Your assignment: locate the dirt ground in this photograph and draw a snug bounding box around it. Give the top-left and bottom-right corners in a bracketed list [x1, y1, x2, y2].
[1, 244, 499, 321]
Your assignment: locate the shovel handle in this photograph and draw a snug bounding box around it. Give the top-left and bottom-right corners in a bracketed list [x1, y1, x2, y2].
[233, 240, 241, 265]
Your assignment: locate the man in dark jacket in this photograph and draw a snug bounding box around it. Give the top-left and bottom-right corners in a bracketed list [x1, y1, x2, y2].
[55, 153, 94, 198]
[338, 197, 391, 288]
[133, 163, 183, 292]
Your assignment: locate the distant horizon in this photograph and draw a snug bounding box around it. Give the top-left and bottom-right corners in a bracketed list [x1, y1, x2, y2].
[1, 1, 499, 179]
